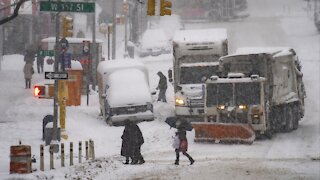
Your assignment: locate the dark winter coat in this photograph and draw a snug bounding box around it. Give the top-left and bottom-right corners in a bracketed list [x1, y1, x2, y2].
[177, 130, 188, 152]
[121, 125, 134, 157]
[120, 122, 144, 157]
[132, 123, 144, 147]
[157, 72, 167, 90]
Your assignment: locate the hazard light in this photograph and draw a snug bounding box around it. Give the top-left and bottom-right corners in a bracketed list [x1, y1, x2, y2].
[34, 85, 45, 97]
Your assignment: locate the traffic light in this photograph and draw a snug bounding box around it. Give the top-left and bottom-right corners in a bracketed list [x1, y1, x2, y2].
[147, 0, 155, 16]
[62, 16, 73, 37]
[160, 0, 172, 16]
[34, 85, 46, 97]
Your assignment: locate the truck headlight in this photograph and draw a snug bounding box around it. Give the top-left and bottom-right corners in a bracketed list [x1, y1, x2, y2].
[217, 105, 226, 110]
[238, 105, 247, 110]
[175, 98, 185, 105]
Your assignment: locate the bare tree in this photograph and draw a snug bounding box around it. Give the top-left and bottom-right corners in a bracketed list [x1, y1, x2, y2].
[0, 0, 28, 25]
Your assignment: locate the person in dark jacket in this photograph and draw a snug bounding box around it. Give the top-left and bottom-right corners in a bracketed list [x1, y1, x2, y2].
[121, 119, 134, 164]
[131, 122, 145, 164]
[174, 128, 195, 165]
[36, 45, 44, 74]
[156, 71, 168, 102]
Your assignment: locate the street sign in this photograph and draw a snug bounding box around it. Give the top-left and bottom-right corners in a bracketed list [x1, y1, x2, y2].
[39, 50, 55, 57]
[40, 1, 95, 13]
[45, 72, 69, 80]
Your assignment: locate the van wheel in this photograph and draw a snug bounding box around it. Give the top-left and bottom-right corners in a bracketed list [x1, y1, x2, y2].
[284, 106, 293, 132]
[106, 118, 113, 126]
[292, 104, 299, 130]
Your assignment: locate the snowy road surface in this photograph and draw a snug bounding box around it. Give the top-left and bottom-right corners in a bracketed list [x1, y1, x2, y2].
[0, 0, 319, 179]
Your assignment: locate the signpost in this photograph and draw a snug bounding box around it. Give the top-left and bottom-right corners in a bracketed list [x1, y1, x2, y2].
[40, 1, 95, 13]
[40, 0, 95, 143]
[45, 72, 69, 80]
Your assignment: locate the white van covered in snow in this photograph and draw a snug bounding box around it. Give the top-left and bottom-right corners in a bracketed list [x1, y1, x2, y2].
[97, 59, 154, 125]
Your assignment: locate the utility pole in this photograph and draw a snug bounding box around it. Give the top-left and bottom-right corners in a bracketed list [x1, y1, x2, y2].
[0, 3, 3, 71]
[91, 0, 96, 91]
[112, 0, 116, 59]
[53, 12, 60, 141]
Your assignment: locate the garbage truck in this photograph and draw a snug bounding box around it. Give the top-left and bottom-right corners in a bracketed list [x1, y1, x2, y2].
[169, 28, 228, 122]
[97, 59, 154, 126]
[192, 47, 306, 144]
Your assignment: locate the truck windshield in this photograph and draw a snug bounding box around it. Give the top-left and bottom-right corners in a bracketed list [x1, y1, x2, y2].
[235, 82, 260, 105]
[180, 66, 219, 84]
[206, 83, 233, 106]
[206, 82, 261, 106]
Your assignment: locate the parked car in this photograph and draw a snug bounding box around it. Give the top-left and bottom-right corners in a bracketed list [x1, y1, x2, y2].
[138, 28, 172, 57]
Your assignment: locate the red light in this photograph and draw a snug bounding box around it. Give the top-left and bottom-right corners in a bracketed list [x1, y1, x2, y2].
[34, 87, 41, 96]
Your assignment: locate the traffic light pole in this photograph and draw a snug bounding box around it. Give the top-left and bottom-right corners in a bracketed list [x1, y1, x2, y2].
[53, 12, 61, 141]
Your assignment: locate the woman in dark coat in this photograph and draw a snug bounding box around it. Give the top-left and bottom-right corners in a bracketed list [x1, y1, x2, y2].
[174, 129, 195, 165]
[121, 120, 134, 164]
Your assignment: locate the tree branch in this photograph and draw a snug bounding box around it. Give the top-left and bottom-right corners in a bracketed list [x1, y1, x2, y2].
[0, 0, 28, 25]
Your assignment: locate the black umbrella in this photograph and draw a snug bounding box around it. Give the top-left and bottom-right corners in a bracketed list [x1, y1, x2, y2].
[165, 116, 193, 131]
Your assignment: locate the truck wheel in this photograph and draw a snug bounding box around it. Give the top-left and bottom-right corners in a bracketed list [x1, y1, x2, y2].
[284, 106, 294, 132]
[292, 104, 299, 130]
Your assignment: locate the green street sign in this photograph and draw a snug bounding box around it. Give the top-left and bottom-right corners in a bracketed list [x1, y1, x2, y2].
[39, 50, 55, 57]
[40, 1, 95, 13]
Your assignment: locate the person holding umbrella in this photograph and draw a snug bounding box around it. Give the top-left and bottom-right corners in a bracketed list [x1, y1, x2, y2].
[167, 117, 195, 165]
[173, 128, 195, 165]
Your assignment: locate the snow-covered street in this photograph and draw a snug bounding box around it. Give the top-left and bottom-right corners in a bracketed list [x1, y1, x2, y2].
[0, 0, 319, 179]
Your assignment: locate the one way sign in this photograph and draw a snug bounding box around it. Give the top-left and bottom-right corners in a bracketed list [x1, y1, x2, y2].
[45, 72, 68, 80]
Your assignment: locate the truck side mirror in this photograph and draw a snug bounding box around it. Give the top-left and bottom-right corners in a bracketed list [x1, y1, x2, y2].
[168, 69, 173, 82]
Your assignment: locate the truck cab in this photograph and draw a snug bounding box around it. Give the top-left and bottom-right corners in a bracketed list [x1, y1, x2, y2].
[171, 28, 228, 121]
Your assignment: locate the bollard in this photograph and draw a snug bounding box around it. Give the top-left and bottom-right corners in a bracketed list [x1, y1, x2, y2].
[49, 145, 54, 170]
[61, 143, 65, 167]
[89, 139, 95, 160]
[85, 141, 89, 160]
[79, 141, 82, 163]
[70, 142, 73, 166]
[40, 145, 44, 171]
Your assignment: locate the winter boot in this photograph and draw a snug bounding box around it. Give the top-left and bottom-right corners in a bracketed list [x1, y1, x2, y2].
[123, 157, 130, 164]
[190, 158, 195, 165]
[174, 160, 179, 165]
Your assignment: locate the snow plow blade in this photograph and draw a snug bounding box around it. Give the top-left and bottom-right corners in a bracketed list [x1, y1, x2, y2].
[191, 122, 255, 144]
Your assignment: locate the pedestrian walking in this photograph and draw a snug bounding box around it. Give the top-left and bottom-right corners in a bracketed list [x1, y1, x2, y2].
[131, 122, 145, 164]
[36, 45, 44, 74]
[23, 63, 34, 89]
[173, 129, 195, 165]
[156, 71, 167, 102]
[121, 119, 134, 164]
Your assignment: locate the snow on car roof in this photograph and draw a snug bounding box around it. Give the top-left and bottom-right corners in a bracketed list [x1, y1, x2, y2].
[180, 62, 219, 67]
[97, 58, 148, 77]
[107, 69, 152, 107]
[235, 47, 296, 57]
[173, 28, 227, 44]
